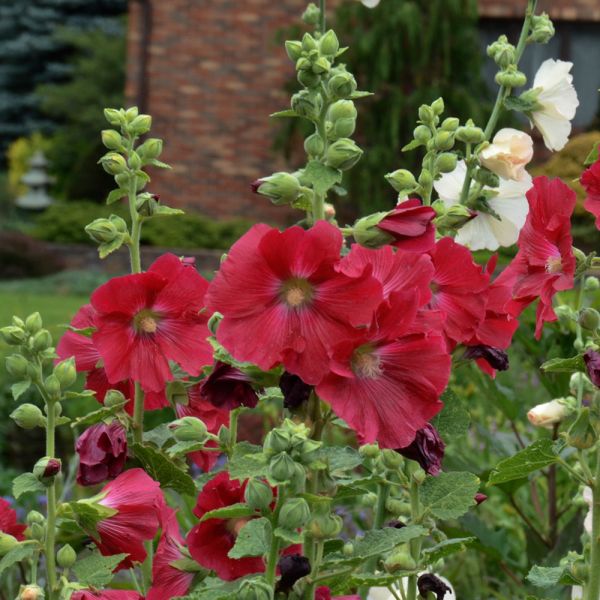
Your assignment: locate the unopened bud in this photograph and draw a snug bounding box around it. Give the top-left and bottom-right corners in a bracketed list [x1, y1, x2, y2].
[413, 124, 432, 144]
[137, 138, 163, 160]
[343, 542, 354, 556]
[431, 97, 445, 115]
[304, 133, 326, 157]
[381, 449, 403, 470]
[27, 511, 45, 526]
[579, 308, 600, 332]
[495, 67, 527, 88]
[285, 40, 303, 62]
[384, 550, 417, 573]
[10, 404, 45, 429]
[585, 276, 600, 292]
[104, 389, 126, 408]
[279, 498, 311, 529]
[104, 108, 124, 126]
[311, 56, 331, 75]
[325, 138, 363, 170]
[474, 168, 500, 188]
[53, 357, 77, 389]
[34, 457, 61, 486]
[101, 129, 123, 151]
[43, 374, 61, 397]
[301, 32, 318, 52]
[25, 312, 43, 335]
[435, 152, 458, 174]
[5, 354, 29, 378]
[530, 13, 555, 44]
[359, 443, 380, 459]
[291, 90, 323, 120]
[57, 544, 77, 569]
[252, 172, 301, 206]
[0, 326, 26, 345]
[268, 452, 297, 483]
[100, 152, 127, 175]
[29, 523, 45, 542]
[308, 512, 343, 539]
[19, 585, 44, 600]
[327, 69, 357, 99]
[319, 30, 339, 56]
[527, 399, 573, 429]
[0, 533, 19, 556]
[441, 117, 459, 132]
[567, 408, 596, 450]
[352, 212, 394, 249]
[385, 169, 417, 193]
[433, 131, 454, 151]
[169, 416, 208, 443]
[244, 479, 273, 512]
[32, 330, 52, 352]
[128, 114, 152, 135]
[418, 104, 435, 124]
[456, 123, 486, 144]
[264, 429, 292, 455]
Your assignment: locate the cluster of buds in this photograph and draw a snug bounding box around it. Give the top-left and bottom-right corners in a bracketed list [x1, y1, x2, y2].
[487, 35, 527, 89]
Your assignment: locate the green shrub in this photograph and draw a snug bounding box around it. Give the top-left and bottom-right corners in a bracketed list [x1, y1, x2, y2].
[31, 200, 252, 249]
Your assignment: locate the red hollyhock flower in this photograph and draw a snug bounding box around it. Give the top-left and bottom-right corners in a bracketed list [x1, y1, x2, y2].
[377, 199, 436, 252]
[316, 587, 360, 600]
[200, 361, 258, 410]
[57, 304, 167, 413]
[90, 468, 163, 569]
[316, 292, 451, 448]
[91, 254, 213, 393]
[504, 177, 576, 338]
[176, 384, 229, 472]
[76, 420, 127, 486]
[71, 592, 143, 600]
[148, 507, 195, 600]
[206, 222, 382, 385]
[0, 498, 26, 541]
[428, 237, 489, 346]
[582, 158, 600, 229]
[187, 472, 264, 580]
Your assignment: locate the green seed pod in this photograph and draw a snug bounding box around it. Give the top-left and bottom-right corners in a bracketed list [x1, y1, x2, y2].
[319, 29, 340, 56]
[351, 212, 394, 249]
[244, 479, 273, 512]
[252, 172, 301, 206]
[268, 452, 297, 483]
[56, 544, 77, 569]
[304, 133, 326, 157]
[10, 404, 45, 429]
[25, 312, 43, 335]
[32, 330, 52, 352]
[101, 129, 124, 151]
[128, 114, 152, 135]
[327, 69, 357, 99]
[5, 354, 29, 379]
[285, 40, 303, 62]
[384, 550, 417, 573]
[100, 152, 128, 175]
[0, 532, 19, 557]
[435, 152, 458, 174]
[325, 138, 363, 170]
[278, 497, 311, 529]
[441, 117, 460, 132]
[54, 357, 77, 389]
[0, 326, 27, 345]
[433, 131, 454, 151]
[385, 169, 417, 193]
[578, 308, 600, 332]
[169, 416, 208, 443]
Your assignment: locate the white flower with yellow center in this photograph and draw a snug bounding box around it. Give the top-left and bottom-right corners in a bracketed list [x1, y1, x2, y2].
[434, 160, 531, 251]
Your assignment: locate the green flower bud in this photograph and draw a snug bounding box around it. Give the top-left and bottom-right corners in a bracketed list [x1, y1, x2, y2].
[386, 498, 411, 515]
[302, 32, 318, 52]
[291, 90, 323, 120]
[487, 35, 515, 67]
[19, 585, 44, 600]
[128, 151, 142, 171]
[1, 325, 26, 345]
[290, 461, 307, 492]
[85, 216, 128, 245]
[104, 108, 124, 126]
[585, 276, 600, 291]
[456, 123, 485, 144]
[279, 498, 311, 529]
[569, 373, 594, 396]
[418, 104, 435, 124]
[359, 443, 380, 459]
[169, 416, 208, 443]
[0, 532, 19, 556]
[27, 511, 45, 526]
[56, 544, 77, 569]
[327, 69, 357, 99]
[433, 131, 454, 151]
[352, 212, 394, 249]
[268, 452, 297, 483]
[435, 204, 475, 230]
[285, 40, 303, 62]
[308, 512, 343, 539]
[238, 579, 272, 600]
[441, 117, 459, 132]
[381, 449, 403, 470]
[10, 404, 45, 429]
[296, 56, 312, 72]
[104, 389, 126, 408]
[312, 56, 331, 75]
[331, 117, 356, 140]
[53, 357, 77, 389]
[33, 457, 62, 486]
[32, 330, 52, 352]
[343, 542, 354, 556]
[325, 138, 363, 170]
[129, 114, 152, 135]
[304, 133, 326, 157]
[385, 169, 417, 193]
[328, 100, 357, 122]
[435, 152, 458, 174]
[297, 69, 321, 88]
[474, 168, 500, 188]
[362, 492, 378, 507]
[418, 169, 433, 189]
[384, 550, 417, 573]
[101, 129, 124, 151]
[431, 97, 445, 115]
[264, 429, 292, 455]
[100, 152, 128, 175]
[567, 408, 596, 450]
[26, 312, 44, 335]
[298, 438, 322, 463]
[138, 138, 163, 160]
[12, 316, 25, 328]
[555, 305, 576, 327]
[579, 308, 600, 331]
[5, 354, 29, 379]
[413, 124, 432, 144]
[43, 374, 61, 397]
[412, 467, 426, 484]
[530, 13, 555, 44]
[319, 30, 340, 56]
[252, 172, 301, 206]
[244, 479, 273, 512]
[114, 172, 131, 189]
[126, 107, 140, 122]
[29, 523, 45, 542]
[495, 68, 527, 88]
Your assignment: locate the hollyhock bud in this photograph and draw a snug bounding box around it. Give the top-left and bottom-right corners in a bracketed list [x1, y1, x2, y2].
[280, 372, 312, 410]
[585, 277, 600, 292]
[53, 357, 77, 389]
[495, 67, 527, 88]
[435, 153, 458, 174]
[327, 68, 357, 99]
[238, 579, 272, 600]
[285, 40, 303, 61]
[352, 212, 394, 249]
[25, 312, 42, 334]
[264, 430, 292, 455]
[305, 133, 326, 157]
[359, 443, 380, 459]
[104, 389, 126, 407]
[5, 354, 29, 378]
[32, 330, 52, 352]
[10, 404, 45, 429]
[325, 138, 363, 170]
[43, 374, 61, 397]
[104, 107, 124, 126]
[277, 554, 311, 592]
[487, 35, 515, 67]
[137, 137, 163, 160]
[578, 308, 600, 332]
[381, 449, 403, 470]
[463, 345, 509, 372]
[385, 169, 417, 193]
[475, 493, 488, 505]
[413, 124, 432, 144]
[34, 457, 61, 486]
[269, 452, 297, 482]
[26, 511, 45, 526]
[396, 424, 445, 476]
[433, 131, 454, 151]
[530, 13, 555, 43]
[479, 128, 533, 181]
[100, 152, 127, 175]
[527, 399, 573, 428]
[244, 479, 273, 512]
[418, 573, 452, 600]
[291, 89, 323, 120]
[584, 350, 600, 387]
[0, 532, 19, 556]
[200, 361, 258, 410]
[279, 498, 311, 529]
[456, 121, 485, 144]
[567, 408, 596, 450]
[311, 56, 331, 75]
[57, 544, 77, 569]
[128, 114, 152, 135]
[251, 172, 301, 206]
[85, 217, 127, 245]
[101, 129, 123, 151]
[384, 550, 417, 573]
[434, 204, 476, 230]
[328, 100, 357, 139]
[431, 97, 444, 115]
[0, 325, 26, 345]
[319, 30, 340, 56]
[170, 416, 209, 443]
[19, 585, 44, 600]
[76, 421, 127, 486]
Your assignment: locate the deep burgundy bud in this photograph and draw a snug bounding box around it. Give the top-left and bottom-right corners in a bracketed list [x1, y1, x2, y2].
[417, 573, 452, 600]
[76, 420, 127, 486]
[200, 361, 258, 410]
[276, 553, 311, 592]
[396, 424, 445, 476]
[386, 519, 406, 529]
[463, 345, 509, 371]
[44, 458, 61, 477]
[250, 179, 263, 194]
[584, 349, 600, 387]
[280, 371, 312, 410]
[475, 493, 488, 505]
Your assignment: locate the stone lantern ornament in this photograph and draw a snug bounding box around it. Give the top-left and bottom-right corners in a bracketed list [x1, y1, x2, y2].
[15, 150, 55, 210]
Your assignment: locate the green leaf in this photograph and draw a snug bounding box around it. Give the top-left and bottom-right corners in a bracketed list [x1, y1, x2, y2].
[228, 518, 272, 559]
[402, 139, 422, 152]
[488, 439, 559, 485]
[421, 472, 480, 520]
[0, 543, 36, 576]
[68, 500, 115, 535]
[270, 109, 300, 118]
[540, 355, 585, 374]
[64, 390, 96, 401]
[431, 389, 470, 439]
[317, 446, 363, 477]
[106, 188, 127, 204]
[72, 552, 128, 587]
[349, 91, 374, 99]
[146, 158, 172, 169]
[200, 503, 257, 522]
[12, 472, 45, 499]
[167, 440, 207, 457]
[143, 423, 173, 449]
[303, 160, 343, 196]
[132, 443, 196, 496]
[98, 238, 125, 259]
[584, 142, 600, 166]
[349, 573, 414, 587]
[353, 524, 428, 559]
[11, 379, 31, 401]
[228, 442, 268, 481]
[176, 576, 248, 600]
[71, 400, 128, 429]
[422, 537, 476, 563]
[503, 95, 538, 113]
[153, 205, 185, 216]
[274, 526, 304, 545]
[527, 564, 582, 588]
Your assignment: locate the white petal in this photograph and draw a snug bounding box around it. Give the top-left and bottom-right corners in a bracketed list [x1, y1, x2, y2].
[532, 110, 572, 151]
[433, 160, 467, 206]
[455, 215, 501, 251]
[361, 0, 381, 6]
[533, 59, 573, 91]
[572, 586, 584, 600]
[584, 510, 593, 535]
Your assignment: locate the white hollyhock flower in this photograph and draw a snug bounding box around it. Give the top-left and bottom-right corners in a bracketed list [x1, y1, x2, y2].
[527, 399, 571, 428]
[480, 128, 533, 181]
[530, 59, 579, 151]
[434, 160, 531, 251]
[361, 0, 381, 7]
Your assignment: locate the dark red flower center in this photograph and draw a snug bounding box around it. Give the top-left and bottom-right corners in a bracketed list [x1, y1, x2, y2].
[280, 278, 314, 308]
[133, 309, 160, 334]
[352, 346, 383, 379]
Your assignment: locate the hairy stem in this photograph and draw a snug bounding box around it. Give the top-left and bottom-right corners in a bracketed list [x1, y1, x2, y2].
[45, 396, 58, 600]
[587, 446, 600, 600]
[319, 0, 326, 33]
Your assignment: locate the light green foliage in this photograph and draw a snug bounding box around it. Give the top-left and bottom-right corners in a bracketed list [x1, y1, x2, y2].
[71, 552, 128, 588]
[420, 471, 480, 519]
[488, 439, 560, 485]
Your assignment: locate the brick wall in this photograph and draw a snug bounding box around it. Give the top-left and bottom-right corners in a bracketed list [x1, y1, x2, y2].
[479, 0, 600, 21]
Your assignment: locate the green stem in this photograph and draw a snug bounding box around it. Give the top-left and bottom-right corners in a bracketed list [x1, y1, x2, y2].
[265, 489, 286, 590]
[133, 381, 145, 445]
[228, 408, 240, 457]
[319, 0, 326, 33]
[127, 175, 142, 275]
[305, 540, 325, 599]
[407, 476, 422, 600]
[586, 447, 600, 600]
[45, 397, 58, 600]
[141, 541, 153, 592]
